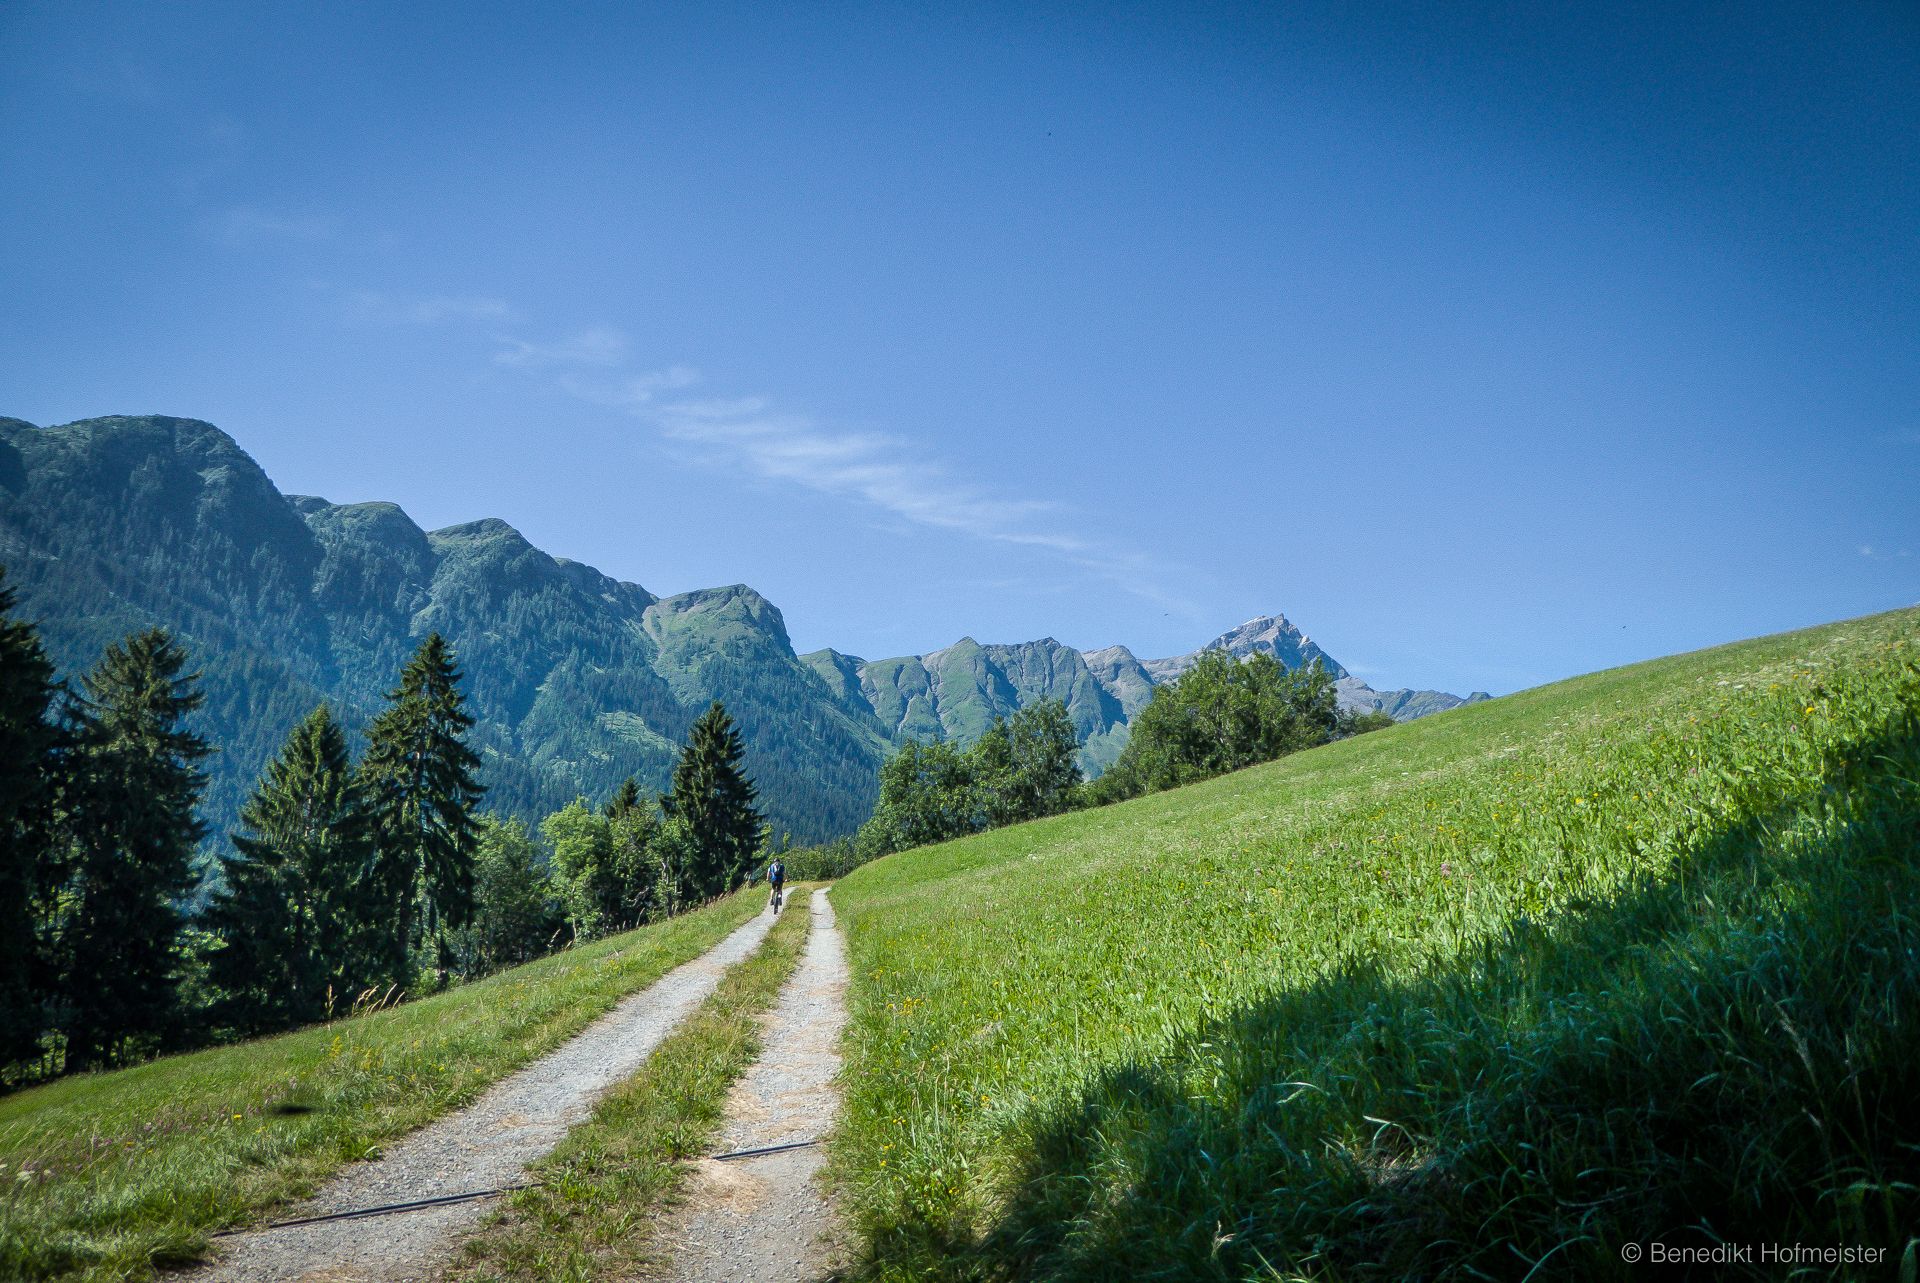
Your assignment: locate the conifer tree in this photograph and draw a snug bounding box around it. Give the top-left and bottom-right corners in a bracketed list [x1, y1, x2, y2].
[205, 704, 369, 1035]
[55, 628, 209, 1070]
[603, 776, 643, 819]
[358, 634, 485, 988]
[0, 569, 58, 1070]
[663, 701, 762, 898]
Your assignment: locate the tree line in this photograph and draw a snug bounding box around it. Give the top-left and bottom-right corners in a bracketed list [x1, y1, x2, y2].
[1086, 650, 1391, 803]
[0, 567, 763, 1085]
[846, 650, 1393, 864]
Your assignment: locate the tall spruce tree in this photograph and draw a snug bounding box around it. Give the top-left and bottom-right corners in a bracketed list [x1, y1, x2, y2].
[358, 634, 485, 988]
[56, 628, 209, 1070]
[663, 701, 762, 898]
[205, 704, 370, 1035]
[603, 776, 643, 819]
[0, 568, 59, 1071]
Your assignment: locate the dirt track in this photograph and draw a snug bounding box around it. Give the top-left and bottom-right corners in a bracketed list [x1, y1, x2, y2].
[176, 910, 777, 1283]
[650, 887, 851, 1282]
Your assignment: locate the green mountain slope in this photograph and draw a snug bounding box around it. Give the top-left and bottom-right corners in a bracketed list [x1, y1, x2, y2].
[846, 636, 1128, 757]
[828, 608, 1920, 1280]
[0, 415, 883, 842]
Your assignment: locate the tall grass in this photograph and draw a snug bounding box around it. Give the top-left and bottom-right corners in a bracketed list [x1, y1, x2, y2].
[0, 891, 760, 1283]
[828, 609, 1920, 1280]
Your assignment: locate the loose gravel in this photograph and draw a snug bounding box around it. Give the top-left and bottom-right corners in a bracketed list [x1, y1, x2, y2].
[176, 909, 777, 1283]
[653, 888, 852, 1283]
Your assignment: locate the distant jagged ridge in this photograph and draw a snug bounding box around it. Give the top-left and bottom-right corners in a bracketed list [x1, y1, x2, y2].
[801, 636, 1156, 776]
[0, 414, 1487, 842]
[1141, 613, 1493, 723]
[803, 614, 1487, 778]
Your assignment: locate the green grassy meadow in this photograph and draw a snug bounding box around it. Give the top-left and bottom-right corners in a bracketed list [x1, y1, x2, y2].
[0, 891, 761, 1283]
[829, 609, 1920, 1281]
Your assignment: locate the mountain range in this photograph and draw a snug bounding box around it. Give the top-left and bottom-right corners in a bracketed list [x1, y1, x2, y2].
[0, 415, 1485, 844]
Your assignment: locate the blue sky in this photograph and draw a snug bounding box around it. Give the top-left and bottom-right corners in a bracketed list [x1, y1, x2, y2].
[2, 1, 1915, 695]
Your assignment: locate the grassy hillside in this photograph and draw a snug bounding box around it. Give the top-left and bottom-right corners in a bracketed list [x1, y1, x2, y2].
[829, 609, 1920, 1280]
[0, 892, 761, 1283]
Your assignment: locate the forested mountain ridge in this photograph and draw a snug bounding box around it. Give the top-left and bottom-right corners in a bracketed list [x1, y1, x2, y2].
[0, 414, 1485, 842]
[0, 415, 882, 843]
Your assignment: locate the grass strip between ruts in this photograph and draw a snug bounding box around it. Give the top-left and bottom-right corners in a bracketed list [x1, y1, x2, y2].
[0, 890, 763, 1283]
[451, 888, 815, 1283]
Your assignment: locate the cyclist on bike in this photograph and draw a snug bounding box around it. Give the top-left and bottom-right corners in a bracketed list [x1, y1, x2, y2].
[766, 856, 787, 912]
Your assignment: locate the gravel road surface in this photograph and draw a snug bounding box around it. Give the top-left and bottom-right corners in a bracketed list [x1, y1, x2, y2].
[653, 888, 851, 1282]
[176, 909, 777, 1283]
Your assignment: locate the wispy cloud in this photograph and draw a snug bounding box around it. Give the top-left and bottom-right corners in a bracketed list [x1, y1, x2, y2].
[641, 379, 1193, 610]
[653, 398, 1077, 548]
[346, 290, 517, 326]
[486, 327, 1197, 612]
[492, 328, 631, 369]
[211, 206, 336, 245]
[557, 364, 701, 409]
[1859, 544, 1912, 561]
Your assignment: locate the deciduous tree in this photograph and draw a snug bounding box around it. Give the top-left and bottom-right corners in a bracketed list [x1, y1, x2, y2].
[1092, 651, 1341, 802]
[972, 698, 1082, 827]
[454, 816, 560, 972]
[854, 738, 981, 859]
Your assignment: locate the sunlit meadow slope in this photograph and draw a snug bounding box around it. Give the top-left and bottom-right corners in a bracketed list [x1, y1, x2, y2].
[0, 893, 760, 1283]
[830, 609, 1920, 1281]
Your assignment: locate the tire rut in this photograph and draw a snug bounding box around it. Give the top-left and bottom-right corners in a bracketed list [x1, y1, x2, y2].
[176, 909, 777, 1283]
[651, 887, 851, 1283]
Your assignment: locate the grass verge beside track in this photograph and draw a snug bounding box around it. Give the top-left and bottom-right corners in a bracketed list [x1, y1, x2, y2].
[829, 609, 1920, 1281]
[451, 890, 813, 1282]
[0, 891, 761, 1283]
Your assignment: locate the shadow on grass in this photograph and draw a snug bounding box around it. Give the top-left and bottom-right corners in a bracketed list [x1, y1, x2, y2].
[857, 717, 1920, 1282]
